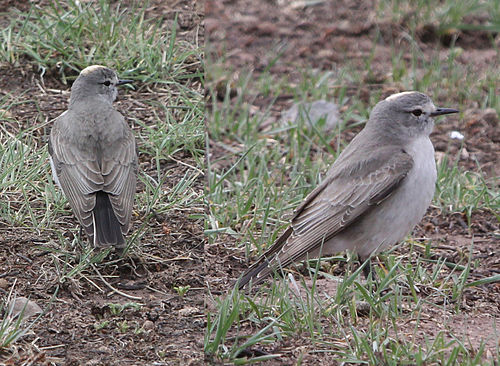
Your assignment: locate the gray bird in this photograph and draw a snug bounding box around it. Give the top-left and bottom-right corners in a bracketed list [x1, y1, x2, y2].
[239, 91, 458, 288]
[49, 65, 137, 248]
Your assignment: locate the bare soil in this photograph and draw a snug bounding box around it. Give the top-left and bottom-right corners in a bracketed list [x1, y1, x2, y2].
[206, 0, 499, 364]
[0, 1, 205, 365]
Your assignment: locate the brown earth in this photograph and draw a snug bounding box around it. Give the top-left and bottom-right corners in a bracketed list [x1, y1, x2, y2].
[206, 0, 499, 364]
[0, 1, 205, 365]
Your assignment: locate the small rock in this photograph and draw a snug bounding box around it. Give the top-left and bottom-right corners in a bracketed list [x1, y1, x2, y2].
[11, 297, 42, 318]
[96, 345, 110, 354]
[449, 130, 464, 140]
[0, 278, 9, 289]
[461, 147, 470, 160]
[434, 151, 446, 165]
[281, 100, 340, 132]
[0, 109, 13, 119]
[363, 70, 387, 84]
[85, 359, 102, 366]
[355, 301, 371, 316]
[317, 49, 335, 59]
[143, 320, 154, 330]
[481, 108, 498, 125]
[178, 306, 200, 317]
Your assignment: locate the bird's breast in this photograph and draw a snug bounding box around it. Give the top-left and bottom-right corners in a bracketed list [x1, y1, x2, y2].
[404, 136, 437, 193]
[376, 136, 437, 243]
[333, 136, 437, 257]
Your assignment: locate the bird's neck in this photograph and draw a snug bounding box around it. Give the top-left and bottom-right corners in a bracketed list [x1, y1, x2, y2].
[69, 93, 113, 109]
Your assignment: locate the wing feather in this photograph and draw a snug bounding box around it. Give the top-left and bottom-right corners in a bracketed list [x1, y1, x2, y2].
[49, 118, 101, 238]
[102, 127, 137, 232]
[49, 111, 137, 240]
[239, 147, 414, 288]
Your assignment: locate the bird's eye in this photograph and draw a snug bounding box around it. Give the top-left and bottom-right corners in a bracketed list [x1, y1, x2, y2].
[411, 109, 422, 116]
[102, 80, 111, 86]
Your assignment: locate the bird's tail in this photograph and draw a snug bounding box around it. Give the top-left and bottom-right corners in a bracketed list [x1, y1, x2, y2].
[238, 227, 293, 289]
[92, 191, 125, 247]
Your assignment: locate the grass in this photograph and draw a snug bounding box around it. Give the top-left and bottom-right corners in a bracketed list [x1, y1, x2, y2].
[205, 1, 499, 363]
[0, 0, 203, 85]
[0, 0, 204, 360]
[436, 154, 499, 222]
[377, 0, 500, 33]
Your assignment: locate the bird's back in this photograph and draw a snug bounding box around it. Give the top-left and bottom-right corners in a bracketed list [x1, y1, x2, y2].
[49, 99, 136, 247]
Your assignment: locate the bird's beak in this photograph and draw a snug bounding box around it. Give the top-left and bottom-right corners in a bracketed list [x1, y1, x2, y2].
[430, 108, 459, 117]
[117, 79, 133, 86]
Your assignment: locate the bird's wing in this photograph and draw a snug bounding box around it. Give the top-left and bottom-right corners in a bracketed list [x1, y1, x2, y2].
[49, 117, 103, 237]
[101, 114, 137, 234]
[239, 147, 413, 288]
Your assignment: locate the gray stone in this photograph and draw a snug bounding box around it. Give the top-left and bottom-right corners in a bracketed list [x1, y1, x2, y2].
[281, 100, 340, 132]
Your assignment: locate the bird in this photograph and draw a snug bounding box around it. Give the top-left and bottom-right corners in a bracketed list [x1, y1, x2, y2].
[238, 91, 458, 289]
[48, 65, 137, 248]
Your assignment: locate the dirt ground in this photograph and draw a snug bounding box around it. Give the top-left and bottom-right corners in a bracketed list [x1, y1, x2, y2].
[0, 1, 205, 365]
[206, 0, 499, 363]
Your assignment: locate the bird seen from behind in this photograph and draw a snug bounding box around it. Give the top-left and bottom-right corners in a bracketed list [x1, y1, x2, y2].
[49, 65, 137, 248]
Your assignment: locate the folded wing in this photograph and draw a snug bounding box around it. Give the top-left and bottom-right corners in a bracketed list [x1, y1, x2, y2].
[238, 147, 413, 288]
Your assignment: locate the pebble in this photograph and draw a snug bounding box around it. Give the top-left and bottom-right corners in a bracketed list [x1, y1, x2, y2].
[0, 278, 8, 289]
[481, 108, 498, 125]
[178, 306, 200, 317]
[449, 130, 464, 140]
[281, 100, 340, 132]
[11, 297, 42, 318]
[143, 320, 155, 330]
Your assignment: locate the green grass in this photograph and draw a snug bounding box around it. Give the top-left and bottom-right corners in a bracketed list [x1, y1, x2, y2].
[205, 1, 499, 362]
[0, 0, 202, 85]
[377, 0, 500, 33]
[436, 154, 499, 222]
[205, 247, 491, 363]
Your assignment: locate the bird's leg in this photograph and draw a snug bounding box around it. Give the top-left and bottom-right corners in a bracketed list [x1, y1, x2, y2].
[360, 255, 379, 289]
[361, 256, 372, 280]
[360, 256, 383, 292]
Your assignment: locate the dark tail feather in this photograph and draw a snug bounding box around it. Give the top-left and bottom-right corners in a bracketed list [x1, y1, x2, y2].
[238, 257, 273, 290]
[238, 227, 293, 289]
[93, 191, 125, 247]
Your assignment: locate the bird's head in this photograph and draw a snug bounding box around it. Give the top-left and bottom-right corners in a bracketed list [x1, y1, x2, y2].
[369, 91, 458, 139]
[70, 65, 132, 106]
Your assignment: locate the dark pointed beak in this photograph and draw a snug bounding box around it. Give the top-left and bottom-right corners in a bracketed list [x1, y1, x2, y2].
[117, 79, 133, 86]
[430, 108, 459, 117]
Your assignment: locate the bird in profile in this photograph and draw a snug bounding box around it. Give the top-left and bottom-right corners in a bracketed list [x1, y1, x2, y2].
[49, 65, 137, 248]
[238, 91, 458, 289]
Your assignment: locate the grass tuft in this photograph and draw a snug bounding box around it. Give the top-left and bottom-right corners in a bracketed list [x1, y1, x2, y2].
[1, 0, 202, 85]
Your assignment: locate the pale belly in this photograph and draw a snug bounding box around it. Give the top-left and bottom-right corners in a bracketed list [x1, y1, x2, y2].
[324, 137, 437, 258]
